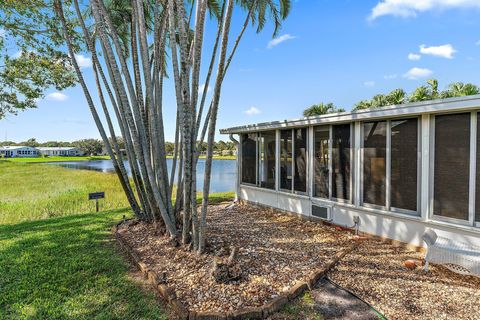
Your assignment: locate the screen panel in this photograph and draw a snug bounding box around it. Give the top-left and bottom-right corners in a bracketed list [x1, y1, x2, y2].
[314, 126, 329, 198]
[294, 128, 308, 192]
[391, 118, 418, 212]
[363, 121, 387, 207]
[332, 124, 351, 200]
[477, 115, 480, 223]
[434, 113, 470, 220]
[241, 133, 257, 184]
[258, 131, 276, 189]
[280, 129, 293, 190]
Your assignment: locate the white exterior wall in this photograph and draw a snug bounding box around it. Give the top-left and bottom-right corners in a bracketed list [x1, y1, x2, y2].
[37, 148, 83, 156]
[0, 146, 38, 158]
[239, 185, 480, 248]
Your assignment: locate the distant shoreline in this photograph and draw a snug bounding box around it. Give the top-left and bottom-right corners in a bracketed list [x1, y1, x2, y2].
[0, 155, 236, 163]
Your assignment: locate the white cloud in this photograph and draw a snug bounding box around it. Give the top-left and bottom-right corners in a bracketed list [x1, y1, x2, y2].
[267, 34, 296, 49]
[244, 107, 261, 115]
[476, 40, 480, 46]
[369, 0, 480, 20]
[198, 83, 211, 95]
[75, 54, 92, 68]
[364, 81, 376, 87]
[403, 67, 433, 80]
[419, 44, 456, 59]
[12, 50, 23, 59]
[408, 53, 421, 61]
[384, 74, 398, 79]
[46, 92, 68, 102]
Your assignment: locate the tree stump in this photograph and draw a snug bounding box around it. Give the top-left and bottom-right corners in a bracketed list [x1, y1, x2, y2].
[211, 246, 242, 283]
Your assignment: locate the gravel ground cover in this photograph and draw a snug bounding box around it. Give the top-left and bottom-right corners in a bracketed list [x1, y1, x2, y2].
[117, 204, 353, 313]
[329, 237, 480, 320]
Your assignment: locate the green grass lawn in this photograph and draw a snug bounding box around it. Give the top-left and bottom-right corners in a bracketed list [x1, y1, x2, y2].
[0, 161, 234, 319]
[0, 209, 168, 320]
[0, 156, 110, 163]
[0, 161, 130, 224]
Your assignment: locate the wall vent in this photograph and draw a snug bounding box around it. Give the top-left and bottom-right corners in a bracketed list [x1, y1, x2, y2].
[311, 204, 331, 220]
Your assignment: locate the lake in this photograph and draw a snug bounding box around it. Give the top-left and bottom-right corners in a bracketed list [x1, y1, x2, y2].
[48, 159, 237, 193]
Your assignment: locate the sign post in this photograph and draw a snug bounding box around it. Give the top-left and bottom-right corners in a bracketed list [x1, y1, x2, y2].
[88, 192, 105, 212]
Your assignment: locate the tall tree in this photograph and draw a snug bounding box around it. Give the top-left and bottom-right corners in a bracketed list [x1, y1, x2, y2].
[21, 138, 39, 147]
[0, 1, 78, 118]
[50, 0, 291, 253]
[442, 82, 480, 98]
[354, 80, 479, 111]
[73, 138, 104, 155]
[302, 102, 345, 117]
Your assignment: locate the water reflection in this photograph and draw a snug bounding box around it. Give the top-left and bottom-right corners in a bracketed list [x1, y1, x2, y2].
[48, 159, 236, 193]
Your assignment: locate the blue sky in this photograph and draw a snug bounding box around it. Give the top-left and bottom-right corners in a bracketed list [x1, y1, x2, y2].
[2, 0, 480, 142]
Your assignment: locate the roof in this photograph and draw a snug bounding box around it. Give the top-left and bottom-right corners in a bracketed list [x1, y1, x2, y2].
[219, 95, 480, 134]
[0, 146, 35, 150]
[36, 147, 79, 150]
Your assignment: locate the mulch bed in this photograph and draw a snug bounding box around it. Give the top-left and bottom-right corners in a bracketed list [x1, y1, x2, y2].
[329, 237, 480, 320]
[116, 204, 353, 313]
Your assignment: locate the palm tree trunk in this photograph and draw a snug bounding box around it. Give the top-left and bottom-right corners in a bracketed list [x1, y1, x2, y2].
[55, 1, 136, 224]
[71, 0, 141, 217]
[198, 0, 235, 253]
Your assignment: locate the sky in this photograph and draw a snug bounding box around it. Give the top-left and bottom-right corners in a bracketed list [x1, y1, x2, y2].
[2, 0, 480, 143]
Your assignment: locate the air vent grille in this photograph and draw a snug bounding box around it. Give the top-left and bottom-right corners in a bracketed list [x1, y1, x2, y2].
[311, 205, 329, 220]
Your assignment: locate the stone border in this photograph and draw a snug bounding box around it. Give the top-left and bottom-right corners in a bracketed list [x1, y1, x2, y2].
[114, 221, 361, 320]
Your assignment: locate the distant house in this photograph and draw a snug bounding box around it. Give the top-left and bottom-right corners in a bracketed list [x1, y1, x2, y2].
[36, 147, 84, 157]
[221, 150, 234, 156]
[0, 146, 39, 158]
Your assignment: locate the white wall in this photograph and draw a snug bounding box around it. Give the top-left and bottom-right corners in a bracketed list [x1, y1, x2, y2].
[239, 185, 480, 248]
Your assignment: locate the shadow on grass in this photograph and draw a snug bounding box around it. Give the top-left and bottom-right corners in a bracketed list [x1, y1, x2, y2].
[0, 209, 168, 320]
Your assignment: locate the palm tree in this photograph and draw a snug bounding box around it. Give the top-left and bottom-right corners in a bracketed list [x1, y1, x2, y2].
[409, 85, 431, 102]
[353, 100, 372, 110]
[427, 79, 439, 99]
[386, 88, 406, 105]
[302, 102, 345, 117]
[443, 82, 480, 97]
[55, 0, 292, 253]
[370, 94, 388, 108]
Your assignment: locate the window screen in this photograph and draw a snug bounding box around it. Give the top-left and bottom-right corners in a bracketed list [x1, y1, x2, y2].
[314, 127, 329, 198]
[391, 118, 418, 212]
[363, 121, 386, 207]
[294, 128, 307, 192]
[332, 124, 351, 200]
[258, 131, 276, 189]
[280, 130, 292, 190]
[434, 113, 470, 220]
[241, 133, 256, 184]
[477, 115, 480, 222]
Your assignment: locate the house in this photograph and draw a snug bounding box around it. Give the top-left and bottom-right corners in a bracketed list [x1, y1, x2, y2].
[36, 147, 84, 157]
[0, 146, 39, 158]
[220, 95, 480, 248]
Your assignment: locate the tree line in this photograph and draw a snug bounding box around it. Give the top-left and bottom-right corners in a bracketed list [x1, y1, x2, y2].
[0, 138, 237, 156]
[303, 79, 480, 116]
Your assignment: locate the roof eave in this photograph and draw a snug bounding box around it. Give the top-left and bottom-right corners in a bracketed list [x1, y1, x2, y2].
[220, 95, 480, 134]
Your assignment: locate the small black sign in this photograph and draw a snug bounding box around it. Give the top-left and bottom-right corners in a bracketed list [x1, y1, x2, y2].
[89, 192, 105, 200]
